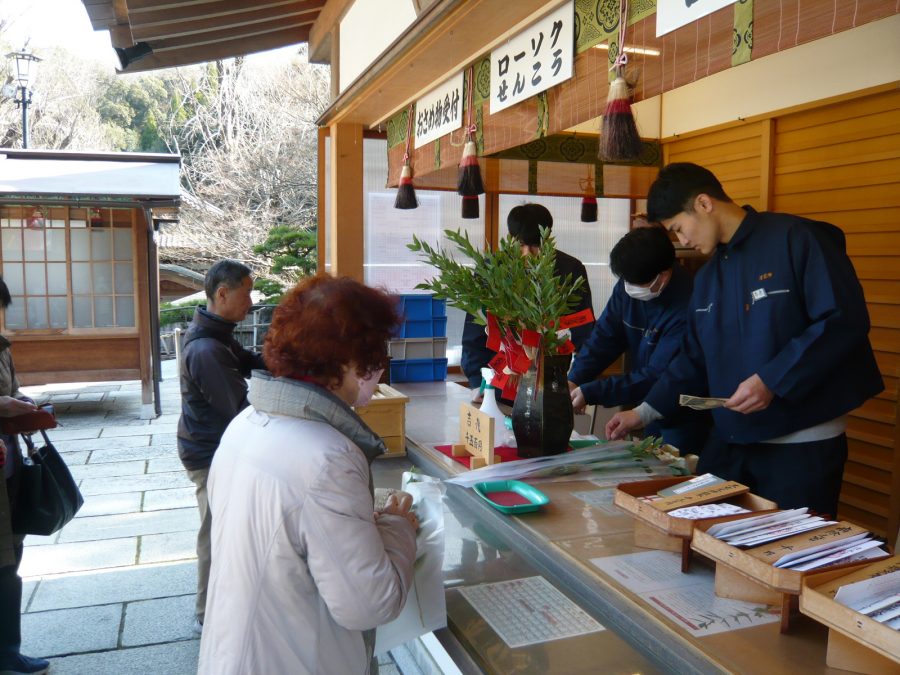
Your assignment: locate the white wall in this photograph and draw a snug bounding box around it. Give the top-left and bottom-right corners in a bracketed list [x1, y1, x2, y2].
[339, 0, 418, 92]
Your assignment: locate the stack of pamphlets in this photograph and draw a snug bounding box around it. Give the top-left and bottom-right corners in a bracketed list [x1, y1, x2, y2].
[640, 474, 752, 519]
[706, 509, 888, 571]
[834, 569, 900, 631]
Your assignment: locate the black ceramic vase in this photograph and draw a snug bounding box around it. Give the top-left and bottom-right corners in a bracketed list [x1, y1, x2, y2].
[511, 353, 574, 458]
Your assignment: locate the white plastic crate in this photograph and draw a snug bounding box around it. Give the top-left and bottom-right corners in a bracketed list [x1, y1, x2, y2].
[388, 338, 447, 360]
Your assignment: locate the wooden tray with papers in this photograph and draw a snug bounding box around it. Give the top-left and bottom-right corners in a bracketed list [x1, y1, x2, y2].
[800, 555, 900, 674]
[691, 514, 887, 633]
[614, 476, 777, 572]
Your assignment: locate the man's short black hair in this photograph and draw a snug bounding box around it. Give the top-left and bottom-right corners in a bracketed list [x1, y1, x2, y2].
[647, 162, 731, 222]
[0, 276, 11, 309]
[205, 260, 252, 300]
[609, 227, 675, 285]
[507, 203, 553, 247]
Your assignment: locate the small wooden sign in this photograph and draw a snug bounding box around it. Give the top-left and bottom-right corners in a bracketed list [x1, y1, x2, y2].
[451, 402, 500, 469]
[650, 480, 749, 512]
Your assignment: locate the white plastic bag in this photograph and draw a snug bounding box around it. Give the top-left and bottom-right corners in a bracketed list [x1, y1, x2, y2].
[374, 472, 446, 654]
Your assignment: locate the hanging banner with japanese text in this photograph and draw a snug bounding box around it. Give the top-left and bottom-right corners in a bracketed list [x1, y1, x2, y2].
[657, 0, 738, 37]
[414, 71, 464, 149]
[490, 0, 574, 114]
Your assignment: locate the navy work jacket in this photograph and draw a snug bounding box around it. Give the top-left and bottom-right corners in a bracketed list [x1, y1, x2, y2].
[569, 263, 708, 451]
[645, 207, 883, 443]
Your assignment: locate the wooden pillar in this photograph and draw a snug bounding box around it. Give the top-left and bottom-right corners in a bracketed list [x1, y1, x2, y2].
[328, 122, 364, 281]
[134, 208, 155, 419]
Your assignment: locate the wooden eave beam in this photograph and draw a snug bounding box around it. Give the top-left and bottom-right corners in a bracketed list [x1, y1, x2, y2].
[120, 24, 311, 72]
[317, 0, 558, 128]
[129, 0, 324, 39]
[308, 0, 355, 64]
[145, 16, 313, 52]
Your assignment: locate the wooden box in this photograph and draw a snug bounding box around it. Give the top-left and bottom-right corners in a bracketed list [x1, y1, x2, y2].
[614, 476, 777, 572]
[800, 555, 900, 674]
[692, 515, 885, 632]
[354, 384, 409, 459]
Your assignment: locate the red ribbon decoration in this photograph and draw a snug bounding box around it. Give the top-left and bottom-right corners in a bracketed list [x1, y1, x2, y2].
[520, 328, 542, 348]
[501, 374, 519, 400]
[492, 371, 511, 391]
[486, 312, 501, 352]
[557, 340, 576, 355]
[488, 352, 507, 373]
[558, 308, 595, 329]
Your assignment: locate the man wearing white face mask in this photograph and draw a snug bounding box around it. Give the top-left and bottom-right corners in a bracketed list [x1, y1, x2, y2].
[568, 227, 709, 452]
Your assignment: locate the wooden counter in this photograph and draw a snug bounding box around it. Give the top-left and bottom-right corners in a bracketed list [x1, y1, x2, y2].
[393, 381, 856, 675]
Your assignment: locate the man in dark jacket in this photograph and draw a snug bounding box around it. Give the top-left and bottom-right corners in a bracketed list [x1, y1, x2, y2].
[569, 227, 709, 453]
[462, 203, 593, 400]
[607, 163, 883, 515]
[178, 260, 265, 631]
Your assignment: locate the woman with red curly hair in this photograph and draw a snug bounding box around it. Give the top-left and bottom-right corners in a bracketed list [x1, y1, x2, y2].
[198, 274, 418, 675]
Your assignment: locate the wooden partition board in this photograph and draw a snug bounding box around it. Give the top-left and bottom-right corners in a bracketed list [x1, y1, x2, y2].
[800, 555, 900, 669]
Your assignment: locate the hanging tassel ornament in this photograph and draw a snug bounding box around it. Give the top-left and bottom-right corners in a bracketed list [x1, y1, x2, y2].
[458, 66, 484, 218]
[394, 104, 418, 209]
[580, 166, 598, 223]
[599, 0, 642, 162]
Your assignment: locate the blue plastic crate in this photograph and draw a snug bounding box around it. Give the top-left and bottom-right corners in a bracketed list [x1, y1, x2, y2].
[390, 358, 448, 382]
[432, 316, 447, 337]
[431, 298, 446, 317]
[399, 319, 432, 338]
[397, 294, 434, 321]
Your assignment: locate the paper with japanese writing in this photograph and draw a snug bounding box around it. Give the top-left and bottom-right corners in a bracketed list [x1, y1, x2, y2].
[490, 0, 574, 113]
[651, 480, 748, 512]
[590, 551, 781, 636]
[458, 576, 604, 648]
[745, 522, 868, 563]
[657, 0, 738, 38]
[835, 569, 900, 613]
[414, 71, 464, 149]
[458, 402, 494, 458]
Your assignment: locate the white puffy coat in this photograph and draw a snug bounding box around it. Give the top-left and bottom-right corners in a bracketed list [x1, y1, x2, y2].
[197, 405, 417, 674]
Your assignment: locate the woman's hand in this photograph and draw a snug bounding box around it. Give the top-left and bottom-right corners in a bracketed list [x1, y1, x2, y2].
[377, 491, 419, 530]
[0, 396, 37, 417]
[605, 410, 643, 440]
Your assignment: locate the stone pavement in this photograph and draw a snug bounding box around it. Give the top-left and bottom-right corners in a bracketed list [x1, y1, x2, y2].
[15, 359, 416, 675]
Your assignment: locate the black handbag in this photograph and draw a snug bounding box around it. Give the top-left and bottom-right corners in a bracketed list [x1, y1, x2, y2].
[10, 429, 84, 536]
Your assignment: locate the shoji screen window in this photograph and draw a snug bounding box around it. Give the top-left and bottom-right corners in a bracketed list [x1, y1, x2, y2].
[70, 208, 134, 328]
[1, 206, 68, 330]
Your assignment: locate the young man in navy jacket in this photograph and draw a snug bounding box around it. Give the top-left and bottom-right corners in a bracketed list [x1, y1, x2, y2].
[569, 226, 708, 454]
[606, 163, 883, 516]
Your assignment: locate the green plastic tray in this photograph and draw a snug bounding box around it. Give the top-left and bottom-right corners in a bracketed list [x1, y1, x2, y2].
[473, 480, 550, 514]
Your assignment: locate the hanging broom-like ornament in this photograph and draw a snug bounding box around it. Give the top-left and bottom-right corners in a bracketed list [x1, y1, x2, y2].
[394, 104, 418, 209]
[458, 66, 484, 219]
[580, 165, 598, 222]
[600, 0, 642, 162]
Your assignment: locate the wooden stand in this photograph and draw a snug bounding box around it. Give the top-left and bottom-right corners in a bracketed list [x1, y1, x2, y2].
[692, 516, 884, 633]
[354, 384, 409, 459]
[451, 402, 502, 470]
[800, 555, 900, 674]
[614, 477, 777, 573]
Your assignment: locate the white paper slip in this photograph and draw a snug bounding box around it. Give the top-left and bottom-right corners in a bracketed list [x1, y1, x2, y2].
[774, 533, 870, 568]
[790, 540, 885, 572]
[706, 508, 808, 539]
[887, 615, 900, 630]
[668, 503, 749, 520]
[856, 592, 900, 617]
[835, 568, 900, 611]
[657, 473, 724, 497]
[457, 576, 604, 648]
[870, 600, 900, 624]
[725, 518, 831, 547]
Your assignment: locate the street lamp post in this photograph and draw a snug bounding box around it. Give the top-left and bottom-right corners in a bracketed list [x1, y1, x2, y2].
[5, 47, 42, 148]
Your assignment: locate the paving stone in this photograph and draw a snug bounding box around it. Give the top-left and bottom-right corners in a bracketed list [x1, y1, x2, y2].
[88, 445, 177, 464]
[150, 414, 180, 426]
[139, 531, 197, 564]
[58, 508, 198, 543]
[76, 392, 108, 402]
[122, 594, 197, 647]
[100, 415, 151, 427]
[21, 604, 122, 657]
[55, 435, 150, 453]
[76, 492, 143, 518]
[50, 394, 80, 403]
[146, 457, 184, 474]
[99, 425, 153, 438]
[69, 460, 147, 481]
[24, 532, 59, 546]
[151, 433, 178, 446]
[143, 488, 194, 513]
[79, 471, 193, 497]
[22, 578, 37, 610]
[29, 560, 197, 612]
[42, 638, 200, 675]
[20, 537, 137, 577]
[57, 450, 90, 466]
[48, 427, 102, 441]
